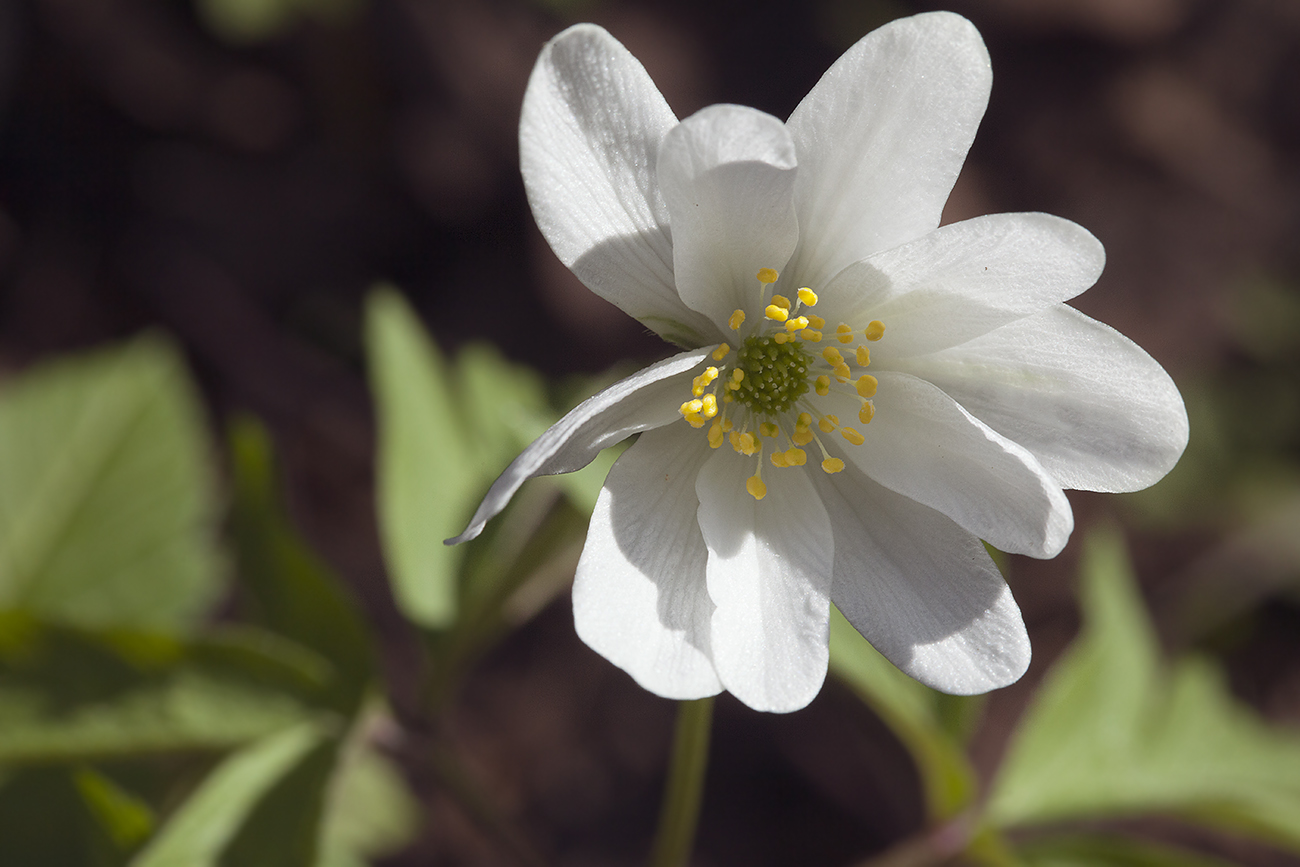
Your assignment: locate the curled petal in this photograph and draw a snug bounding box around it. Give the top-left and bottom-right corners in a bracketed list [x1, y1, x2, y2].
[447, 347, 713, 544]
[696, 450, 833, 713]
[818, 371, 1073, 558]
[818, 213, 1105, 357]
[785, 11, 991, 288]
[815, 466, 1029, 694]
[574, 424, 720, 698]
[658, 104, 800, 331]
[520, 24, 717, 346]
[896, 305, 1189, 492]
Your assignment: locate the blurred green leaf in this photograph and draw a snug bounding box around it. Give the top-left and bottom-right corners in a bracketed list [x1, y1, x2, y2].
[1016, 834, 1237, 867]
[365, 288, 481, 630]
[74, 768, 156, 854]
[318, 725, 421, 867]
[0, 335, 222, 630]
[0, 614, 328, 764]
[828, 606, 979, 821]
[988, 528, 1300, 853]
[130, 722, 329, 867]
[228, 417, 373, 715]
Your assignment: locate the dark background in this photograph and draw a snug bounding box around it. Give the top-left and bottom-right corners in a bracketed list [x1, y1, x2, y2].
[2, 0, 1300, 863]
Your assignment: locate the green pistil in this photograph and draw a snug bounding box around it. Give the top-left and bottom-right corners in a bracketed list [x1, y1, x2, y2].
[734, 335, 812, 415]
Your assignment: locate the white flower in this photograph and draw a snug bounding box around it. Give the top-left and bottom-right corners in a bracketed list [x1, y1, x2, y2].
[449, 12, 1187, 712]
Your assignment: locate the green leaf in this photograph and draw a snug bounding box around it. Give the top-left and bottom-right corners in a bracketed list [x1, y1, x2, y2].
[365, 288, 483, 629]
[227, 417, 373, 715]
[319, 729, 420, 865]
[130, 722, 329, 867]
[1016, 834, 1237, 867]
[0, 335, 222, 630]
[74, 768, 156, 854]
[828, 606, 979, 820]
[0, 614, 327, 764]
[988, 528, 1300, 852]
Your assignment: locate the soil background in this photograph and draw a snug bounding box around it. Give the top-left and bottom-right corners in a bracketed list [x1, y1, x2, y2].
[3, 0, 1300, 863]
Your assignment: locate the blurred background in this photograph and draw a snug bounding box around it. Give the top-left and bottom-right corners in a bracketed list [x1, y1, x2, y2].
[2, 0, 1300, 864]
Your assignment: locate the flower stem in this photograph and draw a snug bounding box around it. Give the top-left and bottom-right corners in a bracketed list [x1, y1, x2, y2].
[648, 696, 715, 867]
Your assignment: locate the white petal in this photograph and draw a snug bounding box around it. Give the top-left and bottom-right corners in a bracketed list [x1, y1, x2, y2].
[695, 452, 833, 713]
[785, 12, 991, 289]
[574, 424, 720, 698]
[895, 305, 1188, 493]
[657, 105, 800, 330]
[817, 213, 1105, 357]
[520, 24, 717, 346]
[813, 466, 1029, 694]
[447, 347, 712, 544]
[818, 371, 1073, 558]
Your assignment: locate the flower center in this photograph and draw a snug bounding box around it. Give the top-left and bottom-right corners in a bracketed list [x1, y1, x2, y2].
[678, 268, 887, 501]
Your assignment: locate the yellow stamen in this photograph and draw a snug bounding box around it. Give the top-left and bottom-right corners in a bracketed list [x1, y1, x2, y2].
[784, 447, 807, 467]
[836, 323, 854, 343]
[785, 316, 810, 332]
[756, 268, 779, 284]
[856, 345, 870, 367]
[819, 414, 839, 433]
[770, 294, 792, 311]
[815, 375, 830, 396]
[746, 475, 768, 500]
[770, 450, 790, 468]
[732, 368, 745, 383]
[797, 287, 818, 306]
[722, 418, 734, 432]
[691, 366, 719, 396]
[759, 422, 779, 438]
[801, 330, 823, 342]
[764, 304, 789, 322]
[859, 401, 875, 425]
[774, 332, 790, 344]
[807, 315, 826, 330]
[708, 421, 724, 448]
[792, 426, 814, 446]
[841, 427, 865, 445]
[701, 393, 718, 418]
[713, 343, 731, 361]
[681, 399, 703, 416]
[855, 374, 878, 398]
[865, 320, 885, 341]
[729, 309, 746, 330]
[796, 412, 812, 427]
[834, 363, 851, 382]
[821, 457, 845, 474]
[822, 348, 843, 365]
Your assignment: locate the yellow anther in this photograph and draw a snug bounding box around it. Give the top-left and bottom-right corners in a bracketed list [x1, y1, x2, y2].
[859, 401, 875, 425]
[759, 422, 779, 438]
[841, 427, 865, 446]
[797, 412, 812, 427]
[865, 320, 886, 341]
[756, 268, 779, 284]
[822, 348, 843, 364]
[792, 427, 814, 446]
[770, 450, 790, 468]
[784, 447, 808, 467]
[722, 418, 734, 432]
[681, 399, 703, 416]
[797, 287, 818, 306]
[729, 309, 746, 330]
[746, 475, 768, 500]
[774, 332, 790, 344]
[855, 374, 878, 398]
[734, 432, 760, 456]
[764, 304, 789, 322]
[691, 367, 718, 396]
[801, 329, 823, 342]
[836, 324, 854, 343]
[856, 345, 870, 367]
[815, 375, 830, 396]
[819, 414, 839, 433]
[785, 316, 810, 332]
[723, 393, 734, 402]
[732, 368, 745, 383]
[807, 315, 826, 330]
[771, 294, 792, 311]
[821, 457, 845, 474]
[834, 363, 852, 382]
[712, 343, 731, 361]
[708, 421, 724, 448]
[684, 412, 706, 429]
[701, 394, 719, 418]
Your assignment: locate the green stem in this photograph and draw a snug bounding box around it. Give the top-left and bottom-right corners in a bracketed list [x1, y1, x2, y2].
[648, 697, 715, 867]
